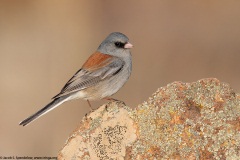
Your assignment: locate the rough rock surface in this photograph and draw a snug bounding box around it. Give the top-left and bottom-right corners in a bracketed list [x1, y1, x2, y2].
[58, 78, 240, 160]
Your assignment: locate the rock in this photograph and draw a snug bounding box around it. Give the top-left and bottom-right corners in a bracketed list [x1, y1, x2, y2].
[58, 78, 240, 160]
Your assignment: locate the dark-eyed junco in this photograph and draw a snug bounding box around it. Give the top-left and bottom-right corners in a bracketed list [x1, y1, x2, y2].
[19, 32, 133, 126]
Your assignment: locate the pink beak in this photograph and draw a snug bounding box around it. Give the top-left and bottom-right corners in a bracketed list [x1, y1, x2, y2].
[124, 42, 133, 49]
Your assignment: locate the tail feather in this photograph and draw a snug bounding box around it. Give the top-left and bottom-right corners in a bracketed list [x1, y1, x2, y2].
[19, 96, 69, 126]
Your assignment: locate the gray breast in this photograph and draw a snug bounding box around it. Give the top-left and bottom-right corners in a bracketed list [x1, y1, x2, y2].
[99, 58, 132, 98]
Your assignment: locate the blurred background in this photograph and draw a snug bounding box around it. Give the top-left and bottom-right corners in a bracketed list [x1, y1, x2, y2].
[1, 0, 240, 156]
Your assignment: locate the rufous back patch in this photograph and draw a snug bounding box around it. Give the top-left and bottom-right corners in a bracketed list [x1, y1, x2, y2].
[82, 52, 112, 70]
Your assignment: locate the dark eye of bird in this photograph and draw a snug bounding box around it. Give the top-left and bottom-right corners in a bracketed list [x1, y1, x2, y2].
[115, 42, 124, 48]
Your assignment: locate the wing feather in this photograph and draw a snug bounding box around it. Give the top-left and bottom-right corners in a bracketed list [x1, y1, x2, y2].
[52, 52, 124, 99]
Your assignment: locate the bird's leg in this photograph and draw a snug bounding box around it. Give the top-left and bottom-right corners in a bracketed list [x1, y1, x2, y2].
[85, 100, 94, 120]
[87, 100, 94, 111]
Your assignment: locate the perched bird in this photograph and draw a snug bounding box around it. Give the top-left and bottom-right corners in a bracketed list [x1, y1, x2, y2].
[19, 32, 133, 126]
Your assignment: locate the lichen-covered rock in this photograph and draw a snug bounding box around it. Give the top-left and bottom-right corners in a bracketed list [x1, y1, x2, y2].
[58, 102, 137, 160]
[58, 78, 240, 160]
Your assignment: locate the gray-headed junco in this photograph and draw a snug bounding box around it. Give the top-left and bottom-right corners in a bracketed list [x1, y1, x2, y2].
[19, 32, 133, 126]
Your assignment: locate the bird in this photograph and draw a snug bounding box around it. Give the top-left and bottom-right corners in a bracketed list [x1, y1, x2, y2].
[19, 32, 133, 126]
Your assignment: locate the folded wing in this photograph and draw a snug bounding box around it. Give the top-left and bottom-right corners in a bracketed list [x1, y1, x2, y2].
[52, 52, 124, 99]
